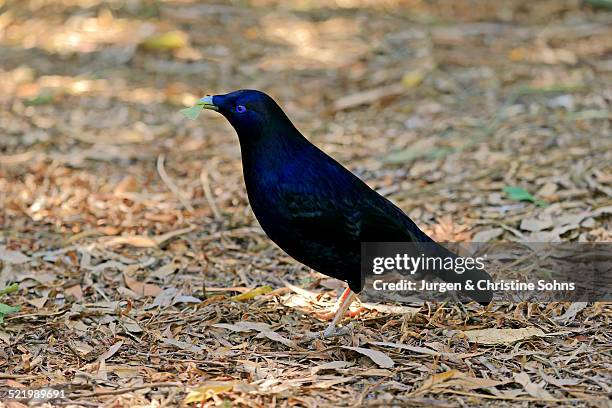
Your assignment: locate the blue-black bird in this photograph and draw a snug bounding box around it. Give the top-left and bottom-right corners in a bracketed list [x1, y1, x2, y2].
[196, 90, 492, 337]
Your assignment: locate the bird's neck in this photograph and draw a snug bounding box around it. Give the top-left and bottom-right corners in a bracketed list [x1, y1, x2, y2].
[238, 123, 312, 193]
[238, 120, 309, 163]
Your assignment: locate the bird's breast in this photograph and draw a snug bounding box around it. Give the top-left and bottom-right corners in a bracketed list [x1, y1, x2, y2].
[242, 164, 289, 231]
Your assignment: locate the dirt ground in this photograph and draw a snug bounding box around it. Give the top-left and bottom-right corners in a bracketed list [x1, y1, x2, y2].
[0, 0, 611, 407]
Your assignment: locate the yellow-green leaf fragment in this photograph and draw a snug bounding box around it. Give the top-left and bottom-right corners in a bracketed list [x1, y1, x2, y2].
[401, 69, 426, 89]
[0, 302, 20, 324]
[180, 104, 205, 120]
[141, 31, 188, 51]
[0, 283, 18, 297]
[25, 94, 54, 106]
[230, 285, 273, 301]
[183, 381, 235, 404]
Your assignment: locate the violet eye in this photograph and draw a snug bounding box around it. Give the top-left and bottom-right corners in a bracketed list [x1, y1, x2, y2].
[235, 105, 247, 113]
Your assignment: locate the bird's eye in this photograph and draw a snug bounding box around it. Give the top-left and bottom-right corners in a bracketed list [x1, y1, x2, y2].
[235, 105, 247, 113]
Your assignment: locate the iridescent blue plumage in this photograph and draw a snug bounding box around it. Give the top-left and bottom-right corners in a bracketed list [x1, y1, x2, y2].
[203, 90, 492, 305]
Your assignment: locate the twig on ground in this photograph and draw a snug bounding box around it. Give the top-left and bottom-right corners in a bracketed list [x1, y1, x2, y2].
[157, 154, 195, 212]
[72, 382, 184, 398]
[200, 166, 223, 221]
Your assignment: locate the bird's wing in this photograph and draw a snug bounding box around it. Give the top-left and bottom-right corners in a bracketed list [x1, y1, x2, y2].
[279, 184, 428, 244]
[275, 149, 432, 244]
[357, 194, 431, 243]
[279, 189, 362, 243]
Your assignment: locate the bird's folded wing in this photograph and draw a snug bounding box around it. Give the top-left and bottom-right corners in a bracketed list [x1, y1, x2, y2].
[279, 189, 426, 244]
[280, 190, 362, 243]
[358, 197, 430, 243]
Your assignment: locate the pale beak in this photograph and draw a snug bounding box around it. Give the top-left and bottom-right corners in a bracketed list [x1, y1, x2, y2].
[199, 95, 218, 111]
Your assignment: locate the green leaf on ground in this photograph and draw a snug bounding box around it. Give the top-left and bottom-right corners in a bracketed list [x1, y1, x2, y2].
[585, 0, 612, 10]
[0, 303, 20, 324]
[25, 94, 54, 106]
[0, 283, 18, 297]
[141, 31, 188, 51]
[503, 186, 547, 207]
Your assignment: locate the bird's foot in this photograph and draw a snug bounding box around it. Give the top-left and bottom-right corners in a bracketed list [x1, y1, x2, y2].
[322, 322, 354, 339]
[322, 325, 336, 338]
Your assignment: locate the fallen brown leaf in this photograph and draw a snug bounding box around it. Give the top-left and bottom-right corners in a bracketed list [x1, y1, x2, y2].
[123, 273, 162, 297]
[462, 327, 546, 345]
[342, 346, 395, 368]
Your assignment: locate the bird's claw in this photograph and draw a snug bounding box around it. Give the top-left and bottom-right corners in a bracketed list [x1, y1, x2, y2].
[322, 322, 354, 339]
[323, 326, 335, 338]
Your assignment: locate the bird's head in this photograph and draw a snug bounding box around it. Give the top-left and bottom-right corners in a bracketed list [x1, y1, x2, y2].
[199, 89, 293, 141]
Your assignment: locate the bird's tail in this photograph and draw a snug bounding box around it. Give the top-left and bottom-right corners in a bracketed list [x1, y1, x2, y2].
[412, 238, 494, 305]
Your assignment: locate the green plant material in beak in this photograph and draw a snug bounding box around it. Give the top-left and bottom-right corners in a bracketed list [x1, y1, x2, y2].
[181, 103, 206, 120]
[181, 97, 216, 120]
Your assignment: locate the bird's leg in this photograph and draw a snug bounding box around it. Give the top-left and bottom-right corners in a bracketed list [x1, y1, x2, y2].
[294, 288, 360, 343]
[316, 287, 365, 320]
[317, 287, 350, 320]
[322, 288, 356, 338]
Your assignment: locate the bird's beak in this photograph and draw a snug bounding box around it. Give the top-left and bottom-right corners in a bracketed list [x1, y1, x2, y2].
[198, 95, 218, 111]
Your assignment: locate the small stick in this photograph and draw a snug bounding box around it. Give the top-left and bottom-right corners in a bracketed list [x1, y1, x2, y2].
[200, 167, 223, 221]
[157, 154, 194, 212]
[72, 382, 183, 398]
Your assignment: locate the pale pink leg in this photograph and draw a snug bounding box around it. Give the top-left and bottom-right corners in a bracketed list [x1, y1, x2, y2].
[323, 288, 355, 338]
[316, 287, 353, 320]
